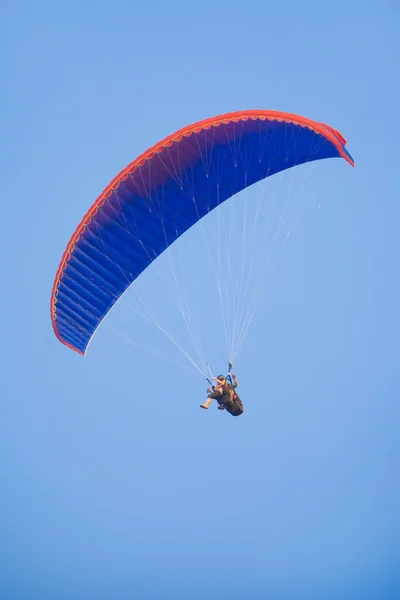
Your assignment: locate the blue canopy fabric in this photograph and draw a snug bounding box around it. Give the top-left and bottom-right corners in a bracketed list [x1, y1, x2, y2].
[51, 110, 354, 354]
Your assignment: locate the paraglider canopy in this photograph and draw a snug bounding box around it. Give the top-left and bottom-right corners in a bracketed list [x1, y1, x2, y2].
[51, 109, 354, 355]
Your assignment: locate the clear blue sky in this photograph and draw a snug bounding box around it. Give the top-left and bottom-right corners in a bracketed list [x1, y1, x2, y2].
[2, 1, 399, 599]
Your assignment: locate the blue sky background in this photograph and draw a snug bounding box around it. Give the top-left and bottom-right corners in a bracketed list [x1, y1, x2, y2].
[2, 1, 400, 598]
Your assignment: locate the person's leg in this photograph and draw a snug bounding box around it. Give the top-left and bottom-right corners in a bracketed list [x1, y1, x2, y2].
[200, 396, 213, 409]
[200, 392, 219, 409]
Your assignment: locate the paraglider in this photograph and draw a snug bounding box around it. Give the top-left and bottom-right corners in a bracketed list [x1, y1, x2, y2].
[51, 109, 353, 409]
[201, 372, 243, 417]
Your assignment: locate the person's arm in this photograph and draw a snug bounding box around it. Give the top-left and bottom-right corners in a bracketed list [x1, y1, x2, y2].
[232, 373, 238, 387]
